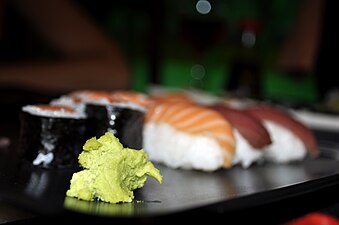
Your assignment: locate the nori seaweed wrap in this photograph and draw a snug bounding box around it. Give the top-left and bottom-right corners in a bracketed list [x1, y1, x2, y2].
[85, 102, 145, 150]
[18, 105, 87, 169]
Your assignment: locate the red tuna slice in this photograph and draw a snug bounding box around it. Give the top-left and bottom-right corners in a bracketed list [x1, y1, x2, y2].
[210, 104, 272, 149]
[244, 105, 319, 158]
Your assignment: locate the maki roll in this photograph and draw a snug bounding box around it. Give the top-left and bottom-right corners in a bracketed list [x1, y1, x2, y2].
[86, 103, 145, 150]
[79, 90, 148, 150]
[18, 104, 87, 168]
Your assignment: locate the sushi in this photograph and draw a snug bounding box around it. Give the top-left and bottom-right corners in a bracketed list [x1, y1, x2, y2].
[143, 101, 236, 171]
[18, 104, 87, 168]
[149, 92, 195, 105]
[244, 104, 319, 163]
[78, 90, 148, 150]
[210, 104, 272, 168]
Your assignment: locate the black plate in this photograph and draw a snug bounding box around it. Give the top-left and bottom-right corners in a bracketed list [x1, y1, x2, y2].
[1, 149, 339, 220]
[2, 89, 339, 223]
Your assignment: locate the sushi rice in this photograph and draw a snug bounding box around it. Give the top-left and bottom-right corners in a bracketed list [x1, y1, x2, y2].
[262, 120, 307, 163]
[143, 122, 225, 171]
[50, 95, 86, 117]
[232, 130, 264, 168]
[22, 104, 86, 119]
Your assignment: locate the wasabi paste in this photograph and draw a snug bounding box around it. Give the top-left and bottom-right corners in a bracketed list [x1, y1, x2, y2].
[66, 132, 162, 203]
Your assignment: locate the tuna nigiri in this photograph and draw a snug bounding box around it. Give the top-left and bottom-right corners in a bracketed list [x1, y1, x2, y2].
[210, 104, 272, 168]
[143, 102, 236, 171]
[245, 104, 319, 163]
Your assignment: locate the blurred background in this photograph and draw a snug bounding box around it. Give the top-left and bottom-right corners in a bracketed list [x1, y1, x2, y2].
[0, 0, 338, 109]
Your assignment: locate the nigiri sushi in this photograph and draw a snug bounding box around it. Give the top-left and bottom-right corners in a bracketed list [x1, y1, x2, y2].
[210, 104, 272, 168]
[143, 101, 236, 171]
[245, 104, 319, 163]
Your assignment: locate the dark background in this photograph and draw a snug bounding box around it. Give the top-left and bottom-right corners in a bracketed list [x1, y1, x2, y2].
[0, 0, 338, 104]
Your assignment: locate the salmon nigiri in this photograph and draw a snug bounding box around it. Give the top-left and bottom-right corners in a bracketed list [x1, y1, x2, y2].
[143, 101, 236, 171]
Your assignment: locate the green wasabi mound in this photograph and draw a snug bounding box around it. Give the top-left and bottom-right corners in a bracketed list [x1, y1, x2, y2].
[66, 132, 162, 203]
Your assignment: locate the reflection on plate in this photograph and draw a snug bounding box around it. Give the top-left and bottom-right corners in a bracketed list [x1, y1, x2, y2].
[64, 197, 140, 217]
[1, 153, 339, 218]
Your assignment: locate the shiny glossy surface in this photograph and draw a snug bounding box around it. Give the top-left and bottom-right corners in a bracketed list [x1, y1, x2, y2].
[1, 151, 339, 218]
[85, 104, 144, 150]
[18, 111, 87, 168]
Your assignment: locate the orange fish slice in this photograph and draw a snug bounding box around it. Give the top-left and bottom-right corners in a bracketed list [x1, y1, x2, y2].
[145, 102, 236, 168]
[109, 90, 150, 108]
[149, 92, 195, 105]
[70, 90, 150, 108]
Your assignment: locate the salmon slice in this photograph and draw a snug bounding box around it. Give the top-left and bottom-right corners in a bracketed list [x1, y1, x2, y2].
[35, 104, 74, 113]
[149, 92, 195, 105]
[68, 90, 114, 104]
[69, 90, 150, 108]
[80, 91, 113, 101]
[111, 91, 150, 108]
[145, 102, 236, 168]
